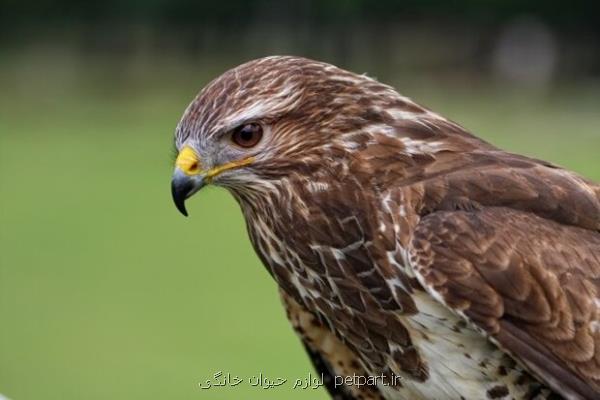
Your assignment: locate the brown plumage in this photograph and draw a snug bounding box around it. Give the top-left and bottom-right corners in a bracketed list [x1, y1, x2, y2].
[170, 56, 600, 400]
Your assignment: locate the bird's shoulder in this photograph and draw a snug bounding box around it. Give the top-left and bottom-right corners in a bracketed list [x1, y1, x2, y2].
[340, 110, 600, 231]
[414, 148, 600, 231]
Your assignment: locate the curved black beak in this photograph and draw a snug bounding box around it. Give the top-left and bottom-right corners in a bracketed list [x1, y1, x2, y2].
[171, 169, 205, 217]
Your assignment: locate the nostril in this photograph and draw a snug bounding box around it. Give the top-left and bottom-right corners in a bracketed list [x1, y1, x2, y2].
[175, 146, 201, 175]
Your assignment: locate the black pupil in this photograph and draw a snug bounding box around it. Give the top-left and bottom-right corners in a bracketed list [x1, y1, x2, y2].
[240, 126, 255, 141]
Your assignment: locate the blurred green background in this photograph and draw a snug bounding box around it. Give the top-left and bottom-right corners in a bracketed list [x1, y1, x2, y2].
[1, 1, 599, 399]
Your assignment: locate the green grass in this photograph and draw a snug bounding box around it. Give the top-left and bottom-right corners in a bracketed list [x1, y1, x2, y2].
[0, 60, 599, 400]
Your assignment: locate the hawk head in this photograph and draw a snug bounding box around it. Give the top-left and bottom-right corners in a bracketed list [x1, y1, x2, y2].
[171, 56, 438, 215]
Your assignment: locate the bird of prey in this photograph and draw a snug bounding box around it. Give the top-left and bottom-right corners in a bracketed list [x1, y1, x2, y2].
[170, 56, 600, 400]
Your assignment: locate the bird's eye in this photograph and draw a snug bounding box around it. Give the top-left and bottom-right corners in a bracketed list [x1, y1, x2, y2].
[231, 123, 263, 148]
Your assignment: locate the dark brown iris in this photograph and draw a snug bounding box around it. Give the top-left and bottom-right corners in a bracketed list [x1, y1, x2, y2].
[231, 123, 263, 148]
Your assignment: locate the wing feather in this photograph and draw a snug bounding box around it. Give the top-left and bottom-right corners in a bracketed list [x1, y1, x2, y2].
[409, 207, 600, 400]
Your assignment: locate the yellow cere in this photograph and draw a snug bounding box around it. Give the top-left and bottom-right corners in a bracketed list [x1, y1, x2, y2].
[175, 145, 254, 180]
[175, 146, 201, 176]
